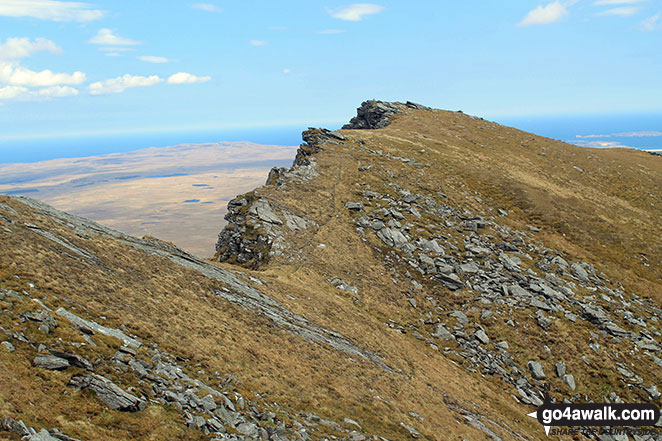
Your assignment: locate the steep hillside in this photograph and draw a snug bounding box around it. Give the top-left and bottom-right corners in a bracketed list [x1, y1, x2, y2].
[1, 101, 660, 441]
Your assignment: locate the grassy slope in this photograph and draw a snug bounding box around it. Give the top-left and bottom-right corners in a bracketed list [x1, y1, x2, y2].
[1, 106, 660, 441]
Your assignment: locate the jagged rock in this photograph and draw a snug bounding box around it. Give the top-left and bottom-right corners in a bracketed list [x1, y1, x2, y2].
[249, 200, 282, 225]
[345, 202, 363, 211]
[236, 422, 258, 437]
[1, 417, 31, 437]
[555, 361, 566, 378]
[377, 228, 411, 251]
[645, 384, 660, 399]
[34, 355, 70, 370]
[49, 350, 93, 371]
[330, 278, 359, 295]
[343, 100, 404, 130]
[450, 310, 468, 326]
[68, 374, 146, 412]
[434, 273, 464, 291]
[563, 374, 576, 391]
[399, 422, 420, 439]
[571, 263, 590, 282]
[22, 309, 58, 330]
[432, 323, 455, 340]
[475, 329, 490, 344]
[527, 361, 545, 380]
[56, 307, 141, 349]
[1, 341, 15, 352]
[496, 341, 509, 350]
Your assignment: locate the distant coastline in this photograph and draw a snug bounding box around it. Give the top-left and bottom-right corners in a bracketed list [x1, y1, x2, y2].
[2, 112, 661, 164]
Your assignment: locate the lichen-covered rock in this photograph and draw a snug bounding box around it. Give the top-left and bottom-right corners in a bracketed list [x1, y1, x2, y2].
[68, 374, 146, 412]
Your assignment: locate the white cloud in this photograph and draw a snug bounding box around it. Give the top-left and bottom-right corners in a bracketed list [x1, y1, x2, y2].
[317, 29, 346, 34]
[167, 72, 211, 84]
[0, 62, 85, 86]
[191, 3, 223, 13]
[641, 13, 661, 30]
[283, 68, 291, 74]
[519, 1, 568, 26]
[596, 6, 640, 16]
[138, 55, 172, 63]
[0, 0, 105, 22]
[0, 37, 62, 60]
[0, 84, 78, 101]
[0, 85, 28, 99]
[249, 40, 267, 46]
[89, 29, 141, 46]
[89, 74, 162, 95]
[328, 3, 383, 21]
[36, 85, 78, 97]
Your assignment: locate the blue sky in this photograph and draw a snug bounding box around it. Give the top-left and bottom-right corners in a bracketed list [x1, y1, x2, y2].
[0, 0, 661, 139]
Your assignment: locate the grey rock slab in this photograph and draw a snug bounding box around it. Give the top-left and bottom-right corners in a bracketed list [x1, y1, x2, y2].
[34, 355, 70, 370]
[571, 263, 590, 282]
[399, 422, 420, 439]
[555, 361, 566, 378]
[68, 374, 146, 411]
[527, 361, 545, 380]
[344, 202, 363, 211]
[56, 308, 141, 349]
[377, 227, 410, 249]
[432, 323, 455, 340]
[236, 422, 258, 437]
[475, 330, 490, 344]
[563, 374, 576, 391]
[248, 200, 282, 225]
[1, 341, 15, 352]
[435, 273, 464, 291]
[49, 350, 93, 371]
[26, 429, 60, 441]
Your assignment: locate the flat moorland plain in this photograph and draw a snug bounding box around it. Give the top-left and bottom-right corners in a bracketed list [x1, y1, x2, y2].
[0, 142, 297, 256]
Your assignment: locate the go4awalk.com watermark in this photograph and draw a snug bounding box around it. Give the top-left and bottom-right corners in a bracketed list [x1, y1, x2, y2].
[527, 396, 661, 436]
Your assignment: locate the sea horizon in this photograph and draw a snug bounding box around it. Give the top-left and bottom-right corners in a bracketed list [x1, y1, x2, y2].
[1, 111, 660, 165]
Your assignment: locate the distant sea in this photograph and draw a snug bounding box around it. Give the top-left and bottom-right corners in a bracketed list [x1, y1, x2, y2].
[1, 113, 660, 164]
[0, 126, 309, 164]
[496, 113, 662, 152]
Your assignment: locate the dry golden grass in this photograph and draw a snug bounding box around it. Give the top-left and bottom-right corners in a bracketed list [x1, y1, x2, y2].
[1, 106, 660, 441]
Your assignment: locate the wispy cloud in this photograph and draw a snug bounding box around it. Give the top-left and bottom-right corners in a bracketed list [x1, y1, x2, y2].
[89, 29, 142, 46]
[0, 84, 78, 101]
[596, 6, 640, 16]
[138, 56, 173, 64]
[167, 72, 210, 84]
[0, 62, 86, 86]
[249, 40, 267, 46]
[89, 74, 162, 95]
[317, 29, 346, 34]
[328, 4, 384, 21]
[0, 38, 62, 60]
[641, 13, 661, 30]
[0, 0, 105, 22]
[191, 3, 223, 13]
[519, 1, 568, 26]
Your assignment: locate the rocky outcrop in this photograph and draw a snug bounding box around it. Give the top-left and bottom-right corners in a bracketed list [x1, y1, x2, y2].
[215, 128, 342, 268]
[342, 100, 429, 130]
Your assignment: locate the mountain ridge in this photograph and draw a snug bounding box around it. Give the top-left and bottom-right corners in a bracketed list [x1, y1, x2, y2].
[1, 100, 661, 441]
